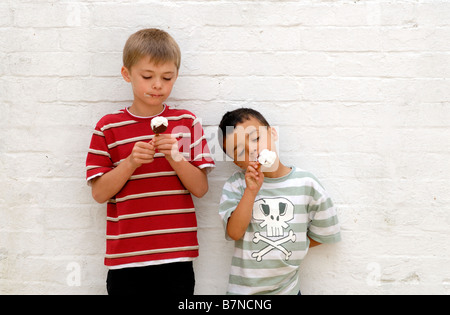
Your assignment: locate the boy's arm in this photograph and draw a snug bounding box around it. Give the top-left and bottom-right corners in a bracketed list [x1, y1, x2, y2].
[306, 176, 341, 245]
[153, 134, 209, 198]
[166, 155, 209, 198]
[226, 189, 258, 241]
[91, 141, 155, 203]
[226, 162, 264, 241]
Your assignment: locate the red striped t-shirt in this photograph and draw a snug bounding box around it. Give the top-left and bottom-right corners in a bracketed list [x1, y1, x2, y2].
[86, 105, 215, 268]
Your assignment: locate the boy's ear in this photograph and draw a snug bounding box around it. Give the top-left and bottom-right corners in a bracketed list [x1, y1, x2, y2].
[269, 126, 278, 142]
[121, 66, 131, 82]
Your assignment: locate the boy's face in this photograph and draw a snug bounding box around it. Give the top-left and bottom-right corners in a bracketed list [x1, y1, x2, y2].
[122, 57, 178, 112]
[224, 117, 278, 170]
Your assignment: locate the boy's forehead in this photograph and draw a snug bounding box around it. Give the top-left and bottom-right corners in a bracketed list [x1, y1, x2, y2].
[231, 124, 258, 136]
[134, 56, 177, 72]
[234, 117, 266, 132]
[225, 122, 262, 143]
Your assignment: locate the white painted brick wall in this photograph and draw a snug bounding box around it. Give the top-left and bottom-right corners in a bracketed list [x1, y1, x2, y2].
[1, 0, 450, 295]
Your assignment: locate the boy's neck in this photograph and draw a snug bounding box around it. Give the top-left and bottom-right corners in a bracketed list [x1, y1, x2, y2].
[128, 102, 165, 117]
[263, 161, 292, 179]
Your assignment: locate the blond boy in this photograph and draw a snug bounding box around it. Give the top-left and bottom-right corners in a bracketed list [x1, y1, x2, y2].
[86, 29, 214, 295]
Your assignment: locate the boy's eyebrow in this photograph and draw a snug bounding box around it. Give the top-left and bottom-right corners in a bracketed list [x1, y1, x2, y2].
[232, 130, 256, 152]
[141, 69, 175, 74]
[226, 126, 259, 155]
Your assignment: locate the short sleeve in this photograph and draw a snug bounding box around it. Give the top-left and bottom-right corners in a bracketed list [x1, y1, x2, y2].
[307, 178, 341, 244]
[189, 116, 215, 171]
[218, 172, 245, 241]
[85, 124, 114, 184]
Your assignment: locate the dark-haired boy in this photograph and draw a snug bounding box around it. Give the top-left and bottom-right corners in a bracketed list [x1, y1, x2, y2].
[218, 108, 341, 295]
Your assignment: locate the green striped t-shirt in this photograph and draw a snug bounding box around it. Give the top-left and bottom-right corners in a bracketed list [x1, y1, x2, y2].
[219, 166, 341, 295]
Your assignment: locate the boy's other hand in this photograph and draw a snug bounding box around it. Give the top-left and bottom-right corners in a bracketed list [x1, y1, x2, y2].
[245, 162, 264, 195]
[128, 141, 156, 169]
[153, 134, 183, 162]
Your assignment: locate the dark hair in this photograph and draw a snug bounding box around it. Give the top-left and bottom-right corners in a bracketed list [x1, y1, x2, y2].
[218, 108, 270, 153]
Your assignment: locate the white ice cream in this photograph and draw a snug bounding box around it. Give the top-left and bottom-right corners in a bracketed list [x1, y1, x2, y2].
[258, 149, 277, 167]
[151, 116, 169, 130]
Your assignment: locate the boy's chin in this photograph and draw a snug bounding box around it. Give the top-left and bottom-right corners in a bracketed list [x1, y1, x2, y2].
[260, 161, 280, 173]
[144, 100, 166, 107]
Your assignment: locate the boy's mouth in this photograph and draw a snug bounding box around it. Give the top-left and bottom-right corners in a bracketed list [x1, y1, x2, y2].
[144, 93, 163, 98]
[258, 149, 277, 167]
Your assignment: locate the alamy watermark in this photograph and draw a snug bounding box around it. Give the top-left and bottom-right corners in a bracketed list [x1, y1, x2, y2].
[366, 262, 381, 287]
[172, 122, 280, 164]
[66, 262, 81, 287]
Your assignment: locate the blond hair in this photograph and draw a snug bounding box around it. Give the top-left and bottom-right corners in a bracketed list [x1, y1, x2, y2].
[123, 28, 181, 72]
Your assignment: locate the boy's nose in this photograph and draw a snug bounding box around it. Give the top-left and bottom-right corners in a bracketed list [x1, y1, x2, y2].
[153, 79, 162, 89]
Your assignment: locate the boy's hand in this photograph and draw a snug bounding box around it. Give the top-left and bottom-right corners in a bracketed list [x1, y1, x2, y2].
[245, 161, 264, 195]
[128, 141, 156, 169]
[227, 161, 264, 240]
[153, 134, 183, 162]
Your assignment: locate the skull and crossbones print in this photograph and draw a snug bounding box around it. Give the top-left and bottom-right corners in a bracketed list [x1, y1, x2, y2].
[251, 197, 296, 262]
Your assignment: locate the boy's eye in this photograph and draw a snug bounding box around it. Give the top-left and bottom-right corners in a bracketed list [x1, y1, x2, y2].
[142, 76, 172, 81]
[235, 145, 245, 157]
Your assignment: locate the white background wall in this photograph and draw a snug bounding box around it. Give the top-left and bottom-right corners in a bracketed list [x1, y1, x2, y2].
[1, 0, 450, 295]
